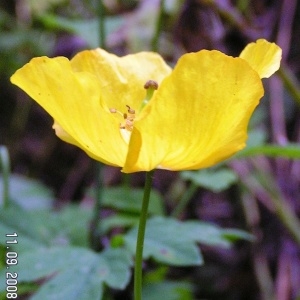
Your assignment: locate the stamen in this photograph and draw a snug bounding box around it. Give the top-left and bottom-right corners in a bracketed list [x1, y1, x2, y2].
[109, 107, 125, 118]
[122, 105, 135, 131]
[110, 105, 136, 132]
[126, 105, 135, 114]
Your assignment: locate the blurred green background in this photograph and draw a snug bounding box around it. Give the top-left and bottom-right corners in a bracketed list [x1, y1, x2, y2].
[1, 1, 300, 299]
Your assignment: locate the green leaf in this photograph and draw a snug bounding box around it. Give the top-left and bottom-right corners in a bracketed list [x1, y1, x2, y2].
[88, 186, 164, 215]
[182, 221, 253, 248]
[0, 205, 53, 251]
[236, 143, 300, 159]
[221, 228, 254, 242]
[55, 205, 93, 247]
[100, 247, 133, 288]
[181, 221, 232, 248]
[39, 14, 124, 48]
[101, 213, 139, 234]
[124, 217, 203, 266]
[122, 217, 253, 268]
[0, 247, 132, 299]
[143, 267, 193, 300]
[29, 0, 67, 15]
[0, 30, 54, 58]
[181, 168, 238, 192]
[0, 205, 92, 251]
[31, 266, 103, 300]
[143, 281, 193, 300]
[0, 174, 54, 210]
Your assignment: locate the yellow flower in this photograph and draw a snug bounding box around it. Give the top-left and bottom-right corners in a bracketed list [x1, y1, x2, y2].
[11, 39, 281, 173]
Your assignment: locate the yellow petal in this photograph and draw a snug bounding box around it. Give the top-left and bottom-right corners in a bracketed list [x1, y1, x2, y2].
[123, 50, 264, 173]
[239, 39, 282, 78]
[52, 120, 78, 144]
[70, 49, 172, 111]
[11, 56, 127, 166]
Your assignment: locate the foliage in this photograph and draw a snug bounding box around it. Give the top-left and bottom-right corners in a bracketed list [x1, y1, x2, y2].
[0, 182, 249, 299]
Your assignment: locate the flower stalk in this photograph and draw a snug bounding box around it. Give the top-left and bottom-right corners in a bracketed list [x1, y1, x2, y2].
[98, 0, 106, 49]
[0, 146, 10, 208]
[171, 181, 198, 218]
[89, 163, 104, 252]
[151, 0, 165, 52]
[134, 170, 155, 300]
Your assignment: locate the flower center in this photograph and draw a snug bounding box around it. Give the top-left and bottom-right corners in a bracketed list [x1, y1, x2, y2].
[109, 80, 158, 144]
[109, 105, 136, 144]
[109, 105, 136, 132]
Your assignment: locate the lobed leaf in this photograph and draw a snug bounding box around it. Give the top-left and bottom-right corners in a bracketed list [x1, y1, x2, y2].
[181, 168, 238, 192]
[88, 186, 165, 215]
[143, 281, 193, 300]
[0, 174, 54, 210]
[124, 217, 203, 266]
[0, 247, 131, 299]
[0, 204, 92, 251]
[39, 14, 124, 48]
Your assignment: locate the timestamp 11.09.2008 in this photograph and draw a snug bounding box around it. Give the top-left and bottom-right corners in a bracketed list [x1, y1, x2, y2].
[5, 232, 18, 299]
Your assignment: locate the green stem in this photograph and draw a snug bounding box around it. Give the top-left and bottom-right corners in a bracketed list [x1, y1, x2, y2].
[134, 170, 155, 300]
[98, 0, 106, 48]
[171, 181, 198, 218]
[0, 146, 11, 208]
[151, 0, 165, 52]
[89, 162, 104, 251]
[89, 0, 106, 253]
[273, 196, 300, 245]
[257, 173, 300, 246]
[122, 173, 131, 193]
[278, 65, 300, 107]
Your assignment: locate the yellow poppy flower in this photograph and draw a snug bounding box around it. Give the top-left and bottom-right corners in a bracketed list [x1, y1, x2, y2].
[11, 39, 281, 173]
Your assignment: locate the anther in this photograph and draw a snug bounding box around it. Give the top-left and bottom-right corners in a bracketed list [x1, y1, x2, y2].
[126, 105, 135, 114]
